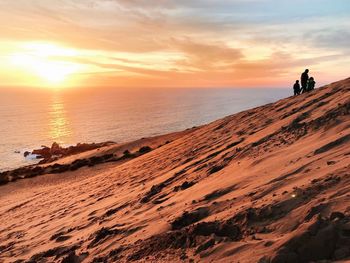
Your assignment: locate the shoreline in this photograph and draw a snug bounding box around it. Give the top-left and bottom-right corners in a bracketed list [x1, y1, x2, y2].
[0, 128, 197, 185]
[0, 87, 290, 173]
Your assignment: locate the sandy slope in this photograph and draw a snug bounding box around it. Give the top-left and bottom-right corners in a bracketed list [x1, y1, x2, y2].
[0, 78, 349, 263]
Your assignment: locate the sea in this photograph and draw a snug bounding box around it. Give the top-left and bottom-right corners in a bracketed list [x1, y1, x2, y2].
[0, 87, 290, 171]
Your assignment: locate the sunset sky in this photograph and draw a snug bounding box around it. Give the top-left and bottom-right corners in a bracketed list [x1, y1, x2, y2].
[0, 0, 349, 88]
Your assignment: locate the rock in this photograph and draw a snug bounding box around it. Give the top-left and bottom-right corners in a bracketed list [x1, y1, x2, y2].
[191, 222, 219, 236]
[216, 221, 240, 240]
[50, 164, 70, 173]
[27, 141, 115, 165]
[32, 146, 51, 159]
[171, 207, 210, 230]
[29, 166, 44, 177]
[139, 146, 152, 154]
[102, 154, 114, 160]
[38, 156, 59, 164]
[0, 172, 9, 185]
[90, 156, 104, 165]
[23, 151, 30, 157]
[189, 220, 241, 241]
[70, 159, 89, 171]
[50, 142, 62, 156]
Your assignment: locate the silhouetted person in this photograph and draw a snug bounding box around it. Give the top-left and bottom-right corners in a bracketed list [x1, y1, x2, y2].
[293, 80, 301, 96]
[308, 77, 316, 91]
[301, 69, 309, 93]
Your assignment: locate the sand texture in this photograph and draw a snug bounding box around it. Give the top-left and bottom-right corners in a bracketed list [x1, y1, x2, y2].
[0, 78, 350, 263]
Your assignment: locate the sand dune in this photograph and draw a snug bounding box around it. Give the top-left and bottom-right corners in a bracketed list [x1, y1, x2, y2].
[0, 78, 349, 263]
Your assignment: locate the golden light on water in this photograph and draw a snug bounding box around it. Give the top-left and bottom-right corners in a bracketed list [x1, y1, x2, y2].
[49, 94, 72, 141]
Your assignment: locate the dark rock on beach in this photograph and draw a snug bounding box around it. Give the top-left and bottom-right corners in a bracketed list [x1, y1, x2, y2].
[29, 141, 115, 164]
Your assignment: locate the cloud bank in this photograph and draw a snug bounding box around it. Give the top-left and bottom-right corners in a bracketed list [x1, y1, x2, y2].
[0, 0, 349, 87]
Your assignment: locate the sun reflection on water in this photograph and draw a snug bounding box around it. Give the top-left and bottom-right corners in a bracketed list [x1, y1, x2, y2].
[49, 93, 71, 142]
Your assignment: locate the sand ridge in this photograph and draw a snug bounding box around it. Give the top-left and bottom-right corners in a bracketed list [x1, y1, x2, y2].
[0, 78, 349, 262]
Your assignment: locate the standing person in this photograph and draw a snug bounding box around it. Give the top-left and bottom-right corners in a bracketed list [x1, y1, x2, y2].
[308, 77, 316, 91]
[293, 80, 301, 96]
[301, 69, 309, 93]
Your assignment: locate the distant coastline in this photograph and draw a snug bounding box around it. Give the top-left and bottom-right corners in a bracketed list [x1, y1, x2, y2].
[0, 87, 289, 171]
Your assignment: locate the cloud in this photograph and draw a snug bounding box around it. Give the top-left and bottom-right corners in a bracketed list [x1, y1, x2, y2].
[170, 38, 243, 71]
[0, 0, 349, 87]
[306, 29, 350, 52]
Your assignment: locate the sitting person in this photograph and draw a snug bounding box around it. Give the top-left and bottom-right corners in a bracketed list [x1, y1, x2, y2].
[293, 80, 301, 95]
[308, 77, 316, 91]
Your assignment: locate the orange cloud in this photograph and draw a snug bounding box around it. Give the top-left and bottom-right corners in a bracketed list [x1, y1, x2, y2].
[0, 0, 349, 88]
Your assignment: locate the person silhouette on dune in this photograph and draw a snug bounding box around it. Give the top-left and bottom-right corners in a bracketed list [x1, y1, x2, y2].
[301, 69, 309, 93]
[308, 77, 316, 91]
[293, 80, 301, 96]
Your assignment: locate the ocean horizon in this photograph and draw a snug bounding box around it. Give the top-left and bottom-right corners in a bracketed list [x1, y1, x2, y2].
[0, 87, 290, 171]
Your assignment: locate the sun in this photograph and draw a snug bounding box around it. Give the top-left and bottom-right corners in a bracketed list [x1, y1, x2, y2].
[10, 42, 83, 86]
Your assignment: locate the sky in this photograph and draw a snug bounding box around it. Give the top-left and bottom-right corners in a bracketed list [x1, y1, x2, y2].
[0, 0, 349, 88]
